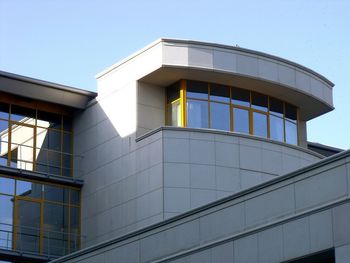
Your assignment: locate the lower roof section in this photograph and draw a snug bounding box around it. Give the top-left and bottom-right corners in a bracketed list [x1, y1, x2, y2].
[0, 71, 96, 109]
[52, 149, 350, 263]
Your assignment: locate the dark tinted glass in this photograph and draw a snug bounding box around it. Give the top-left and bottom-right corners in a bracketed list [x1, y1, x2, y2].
[269, 98, 284, 117]
[16, 180, 42, 199]
[285, 103, 297, 121]
[11, 105, 36, 121]
[44, 185, 68, 203]
[210, 84, 230, 103]
[251, 92, 268, 111]
[63, 116, 72, 131]
[232, 87, 250, 107]
[37, 111, 61, 129]
[167, 82, 180, 103]
[0, 103, 9, 120]
[187, 80, 208, 99]
[70, 190, 80, 205]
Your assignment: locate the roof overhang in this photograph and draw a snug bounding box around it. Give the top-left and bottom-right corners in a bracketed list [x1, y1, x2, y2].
[0, 71, 97, 109]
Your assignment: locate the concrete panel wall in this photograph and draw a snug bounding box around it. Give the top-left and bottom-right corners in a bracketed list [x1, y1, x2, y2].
[53, 150, 350, 263]
[74, 102, 164, 247]
[162, 128, 322, 218]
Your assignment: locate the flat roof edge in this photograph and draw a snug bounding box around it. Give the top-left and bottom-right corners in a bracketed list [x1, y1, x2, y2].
[0, 70, 97, 97]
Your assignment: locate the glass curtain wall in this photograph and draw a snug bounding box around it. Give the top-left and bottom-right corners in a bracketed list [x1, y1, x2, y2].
[0, 175, 80, 257]
[0, 102, 73, 177]
[166, 80, 299, 145]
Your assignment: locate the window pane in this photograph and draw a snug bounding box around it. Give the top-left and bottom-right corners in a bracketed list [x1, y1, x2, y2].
[285, 103, 297, 121]
[0, 103, 9, 120]
[251, 92, 268, 112]
[187, 99, 208, 128]
[269, 98, 284, 117]
[37, 111, 61, 129]
[286, 120, 298, 144]
[169, 100, 181, 127]
[63, 116, 72, 132]
[0, 141, 8, 166]
[70, 207, 79, 252]
[210, 102, 230, 131]
[186, 80, 208, 99]
[270, 115, 284, 142]
[48, 130, 61, 151]
[253, 112, 267, 138]
[232, 87, 250, 107]
[0, 195, 14, 250]
[44, 185, 68, 203]
[63, 133, 72, 153]
[167, 82, 180, 103]
[0, 119, 8, 135]
[16, 180, 42, 199]
[43, 203, 69, 256]
[70, 190, 80, 206]
[233, 108, 249, 133]
[0, 177, 14, 195]
[15, 200, 41, 253]
[210, 84, 230, 103]
[11, 105, 36, 122]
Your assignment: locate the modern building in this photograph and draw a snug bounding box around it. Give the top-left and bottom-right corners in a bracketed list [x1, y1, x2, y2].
[0, 39, 349, 263]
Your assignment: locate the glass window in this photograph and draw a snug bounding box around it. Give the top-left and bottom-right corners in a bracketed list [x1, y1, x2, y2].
[43, 203, 69, 256]
[167, 82, 180, 103]
[0, 119, 8, 134]
[210, 102, 230, 131]
[233, 108, 249, 133]
[63, 116, 72, 132]
[44, 185, 68, 203]
[187, 80, 208, 99]
[253, 112, 267, 138]
[168, 100, 181, 127]
[63, 132, 72, 153]
[0, 103, 9, 120]
[187, 99, 208, 128]
[286, 120, 298, 145]
[251, 92, 268, 112]
[0, 177, 15, 195]
[47, 129, 61, 151]
[210, 84, 230, 103]
[70, 190, 80, 206]
[285, 103, 297, 121]
[16, 180, 42, 199]
[232, 87, 250, 107]
[70, 206, 80, 252]
[0, 195, 14, 250]
[15, 200, 41, 253]
[37, 111, 61, 129]
[269, 98, 284, 117]
[270, 115, 284, 142]
[11, 105, 36, 122]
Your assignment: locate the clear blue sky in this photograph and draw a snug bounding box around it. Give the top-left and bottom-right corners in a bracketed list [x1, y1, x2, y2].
[0, 0, 349, 149]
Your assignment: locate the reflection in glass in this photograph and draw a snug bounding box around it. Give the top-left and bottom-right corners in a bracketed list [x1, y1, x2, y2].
[233, 108, 249, 133]
[270, 98, 284, 117]
[253, 112, 267, 138]
[16, 181, 42, 199]
[285, 103, 297, 121]
[43, 203, 68, 256]
[286, 120, 298, 145]
[70, 207, 79, 252]
[270, 115, 284, 142]
[0, 177, 14, 195]
[232, 87, 250, 107]
[210, 102, 230, 131]
[0, 195, 13, 249]
[44, 185, 68, 203]
[187, 81, 208, 99]
[210, 84, 230, 103]
[167, 82, 180, 103]
[168, 100, 181, 127]
[187, 100, 208, 128]
[251, 92, 268, 112]
[11, 105, 36, 122]
[16, 200, 41, 253]
[37, 111, 61, 129]
[0, 141, 8, 166]
[0, 103, 9, 120]
[10, 124, 34, 171]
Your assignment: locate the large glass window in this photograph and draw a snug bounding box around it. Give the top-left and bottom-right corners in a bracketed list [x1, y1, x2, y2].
[0, 175, 80, 256]
[0, 101, 73, 176]
[166, 80, 299, 145]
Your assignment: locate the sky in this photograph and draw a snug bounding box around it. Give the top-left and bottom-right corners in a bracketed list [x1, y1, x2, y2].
[0, 0, 349, 149]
